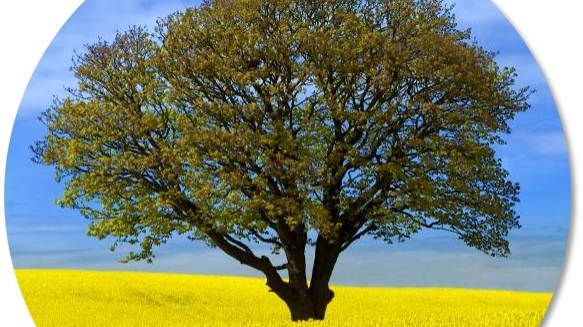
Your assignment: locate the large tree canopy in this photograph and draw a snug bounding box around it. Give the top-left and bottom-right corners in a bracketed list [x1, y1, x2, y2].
[34, 0, 530, 321]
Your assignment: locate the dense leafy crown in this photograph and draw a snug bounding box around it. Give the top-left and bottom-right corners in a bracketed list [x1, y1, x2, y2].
[34, 0, 529, 264]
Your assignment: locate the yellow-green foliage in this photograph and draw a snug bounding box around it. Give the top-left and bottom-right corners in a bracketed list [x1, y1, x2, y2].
[16, 269, 551, 327]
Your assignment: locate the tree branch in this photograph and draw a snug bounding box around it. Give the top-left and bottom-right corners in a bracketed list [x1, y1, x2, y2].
[224, 234, 254, 254]
[274, 263, 288, 271]
[340, 224, 376, 252]
[251, 230, 283, 247]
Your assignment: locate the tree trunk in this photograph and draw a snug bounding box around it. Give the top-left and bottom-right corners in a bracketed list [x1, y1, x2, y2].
[277, 236, 339, 321]
[287, 297, 316, 321]
[280, 286, 334, 321]
[270, 237, 338, 321]
[307, 236, 341, 320]
[206, 223, 341, 321]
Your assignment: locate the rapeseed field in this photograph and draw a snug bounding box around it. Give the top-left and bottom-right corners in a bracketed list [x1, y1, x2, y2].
[15, 269, 551, 327]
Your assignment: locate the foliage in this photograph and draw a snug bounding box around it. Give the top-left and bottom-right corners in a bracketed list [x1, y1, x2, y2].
[17, 270, 550, 327]
[33, 0, 530, 320]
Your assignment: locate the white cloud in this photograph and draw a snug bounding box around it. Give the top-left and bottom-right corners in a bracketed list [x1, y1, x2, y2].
[7, 224, 85, 234]
[505, 129, 568, 158]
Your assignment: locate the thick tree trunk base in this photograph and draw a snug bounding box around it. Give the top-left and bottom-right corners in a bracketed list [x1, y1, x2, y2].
[288, 302, 325, 321]
[286, 289, 334, 321]
[289, 302, 318, 321]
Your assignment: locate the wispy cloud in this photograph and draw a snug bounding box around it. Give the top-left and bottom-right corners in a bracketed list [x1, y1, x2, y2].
[504, 129, 568, 158]
[7, 224, 85, 234]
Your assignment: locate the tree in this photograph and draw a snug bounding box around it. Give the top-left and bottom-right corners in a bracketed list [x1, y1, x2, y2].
[33, 0, 530, 321]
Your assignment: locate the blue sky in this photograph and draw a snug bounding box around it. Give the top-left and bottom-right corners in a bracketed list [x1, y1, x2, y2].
[4, 0, 570, 292]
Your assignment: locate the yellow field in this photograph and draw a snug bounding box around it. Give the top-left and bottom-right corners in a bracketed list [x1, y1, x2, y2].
[15, 269, 551, 327]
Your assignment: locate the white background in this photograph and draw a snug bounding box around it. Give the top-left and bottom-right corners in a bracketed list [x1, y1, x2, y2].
[0, 1, 581, 326]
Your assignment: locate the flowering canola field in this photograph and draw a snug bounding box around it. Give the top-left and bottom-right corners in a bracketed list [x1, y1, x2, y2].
[15, 269, 551, 327]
